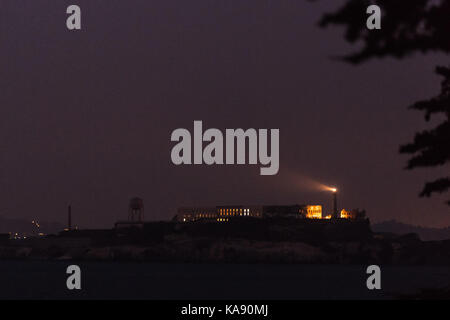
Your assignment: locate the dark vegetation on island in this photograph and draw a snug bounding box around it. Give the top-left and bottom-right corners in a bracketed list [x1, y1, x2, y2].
[1, 217, 450, 266]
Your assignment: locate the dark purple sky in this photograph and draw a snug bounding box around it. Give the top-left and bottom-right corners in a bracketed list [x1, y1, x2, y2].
[0, 0, 448, 228]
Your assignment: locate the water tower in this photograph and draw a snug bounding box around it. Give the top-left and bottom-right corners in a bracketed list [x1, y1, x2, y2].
[128, 197, 144, 221]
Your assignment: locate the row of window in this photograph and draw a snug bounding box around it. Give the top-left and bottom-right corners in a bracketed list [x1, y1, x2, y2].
[218, 208, 251, 217]
[182, 208, 253, 221]
[182, 209, 352, 222]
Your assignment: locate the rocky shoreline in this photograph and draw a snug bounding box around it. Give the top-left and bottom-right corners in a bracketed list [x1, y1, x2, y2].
[2, 231, 450, 265]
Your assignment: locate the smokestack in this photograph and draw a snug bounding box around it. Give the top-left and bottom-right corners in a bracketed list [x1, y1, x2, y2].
[68, 205, 72, 231]
[333, 191, 338, 218]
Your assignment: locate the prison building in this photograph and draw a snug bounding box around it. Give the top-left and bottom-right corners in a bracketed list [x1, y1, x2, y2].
[177, 207, 219, 222]
[175, 204, 323, 222]
[217, 205, 263, 219]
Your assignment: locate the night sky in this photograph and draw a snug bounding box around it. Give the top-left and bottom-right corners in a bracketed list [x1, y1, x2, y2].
[0, 0, 448, 228]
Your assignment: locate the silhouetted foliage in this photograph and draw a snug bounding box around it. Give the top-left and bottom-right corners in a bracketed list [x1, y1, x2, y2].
[317, 0, 450, 205]
[400, 66, 450, 205]
[318, 0, 450, 64]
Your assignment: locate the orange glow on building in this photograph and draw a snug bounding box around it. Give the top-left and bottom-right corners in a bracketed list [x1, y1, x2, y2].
[340, 209, 353, 219]
[306, 205, 322, 219]
[176, 204, 367, 222]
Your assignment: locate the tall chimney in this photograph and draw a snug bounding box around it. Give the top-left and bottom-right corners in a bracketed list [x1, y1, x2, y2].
[68, 205, 72, 231]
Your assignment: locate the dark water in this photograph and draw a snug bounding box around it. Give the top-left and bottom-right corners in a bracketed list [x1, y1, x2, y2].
[0, 261, 449, 299]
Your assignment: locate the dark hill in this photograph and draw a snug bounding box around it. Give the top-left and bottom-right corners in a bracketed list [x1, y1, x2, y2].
[372, 220, 450, 241]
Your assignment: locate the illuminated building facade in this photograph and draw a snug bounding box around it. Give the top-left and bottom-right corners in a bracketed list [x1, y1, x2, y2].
[305, 205, 322, 219]
[175, 204, 365, 222]
[176, 204, 328, 222]
[176, 207, 218, 222]
[177, 205, 262, 222]
[340, 209, 365, 219]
